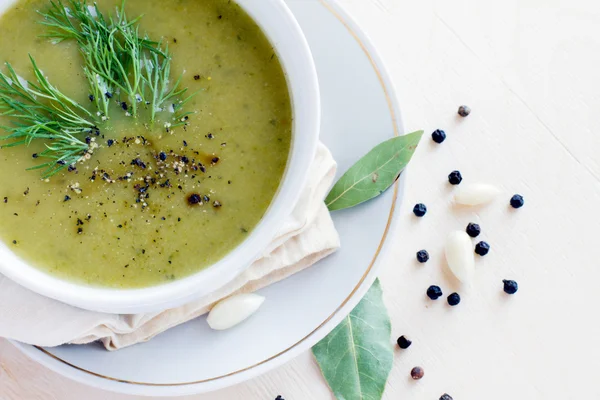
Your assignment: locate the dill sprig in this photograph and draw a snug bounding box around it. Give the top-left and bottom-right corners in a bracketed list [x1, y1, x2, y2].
[39, 0, 194, 123]
[0, 56, 97, 178]
[0, 0, 196, 179]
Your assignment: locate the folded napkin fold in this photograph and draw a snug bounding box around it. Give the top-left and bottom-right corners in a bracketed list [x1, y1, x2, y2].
[0, 142, 339, 350]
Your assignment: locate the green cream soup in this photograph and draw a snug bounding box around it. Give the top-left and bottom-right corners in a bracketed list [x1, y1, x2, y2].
[0, 0, 292, 287]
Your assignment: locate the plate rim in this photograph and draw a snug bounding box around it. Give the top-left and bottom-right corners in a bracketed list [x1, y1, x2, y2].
[11, 0, 408, 395]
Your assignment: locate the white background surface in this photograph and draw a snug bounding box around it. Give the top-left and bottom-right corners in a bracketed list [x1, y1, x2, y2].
[2, 0, 599, 398]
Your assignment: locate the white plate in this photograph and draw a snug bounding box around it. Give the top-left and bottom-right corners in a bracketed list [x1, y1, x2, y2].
[12, 0, 406, 396]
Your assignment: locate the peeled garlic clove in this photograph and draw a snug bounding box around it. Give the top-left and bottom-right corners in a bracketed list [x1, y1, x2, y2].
[207, 293, 265, 330]
[445, 231, 475, 283]
[454, 184, 500, 206]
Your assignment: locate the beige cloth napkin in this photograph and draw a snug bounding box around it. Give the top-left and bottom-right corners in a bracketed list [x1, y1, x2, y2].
[0, 142, 339, 350]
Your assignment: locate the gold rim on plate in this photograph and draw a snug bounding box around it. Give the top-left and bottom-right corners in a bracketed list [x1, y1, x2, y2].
[34, 0, 402, 386]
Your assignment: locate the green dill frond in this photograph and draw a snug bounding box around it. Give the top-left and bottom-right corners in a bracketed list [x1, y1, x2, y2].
[0, 57, 97, 177]
[0, 0, 197, 179]
[38, 0, 193, 122]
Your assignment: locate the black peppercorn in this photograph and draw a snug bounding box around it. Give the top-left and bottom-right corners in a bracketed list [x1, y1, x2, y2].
[510, 194, 524, 208]
[458, 105, 471, 117]
[440, 394, 454, 400]
[447, 292, 461, 306]
[416, 250, 429, 263]
[32, 153, 38, 158]
[397, 335, 412, 349]
[475, 241, 490, 256]
[187, 193, 202, 205]
[426, 285, 443, 300]
[448, 170, 463, 185]
[503, 279, 518, 294]
[431, 129, 446, 144]
[159, 152, 167, 161]
[466, 222, 481, 238]
[410, 366, 424, 380]
[413, 203, 427, 217]
[181, 156, 189, 164]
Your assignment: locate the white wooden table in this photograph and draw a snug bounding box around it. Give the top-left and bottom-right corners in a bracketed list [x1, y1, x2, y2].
[2, 0, 599, 398]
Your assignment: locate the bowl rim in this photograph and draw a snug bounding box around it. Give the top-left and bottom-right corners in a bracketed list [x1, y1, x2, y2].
[0, 0, 320, 313]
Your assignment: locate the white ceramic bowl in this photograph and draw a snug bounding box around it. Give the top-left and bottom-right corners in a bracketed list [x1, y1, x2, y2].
[0, 0, 320, 313]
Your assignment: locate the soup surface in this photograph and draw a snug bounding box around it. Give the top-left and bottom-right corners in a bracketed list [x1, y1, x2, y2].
[0, 0, 292, 287]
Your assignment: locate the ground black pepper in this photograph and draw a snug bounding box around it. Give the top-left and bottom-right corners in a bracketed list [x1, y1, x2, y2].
[187, 193, 202, 205]
[131, 158, 147, 169]
[107, 139, 114, 147]
[194, 74, 200, 80]
[64, 195, 71, 202]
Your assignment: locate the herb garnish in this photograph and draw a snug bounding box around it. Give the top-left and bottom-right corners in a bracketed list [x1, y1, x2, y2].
[0, 0, 196, 178]
[0, 57, 97, 177]
[312, 132, 423, 399]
